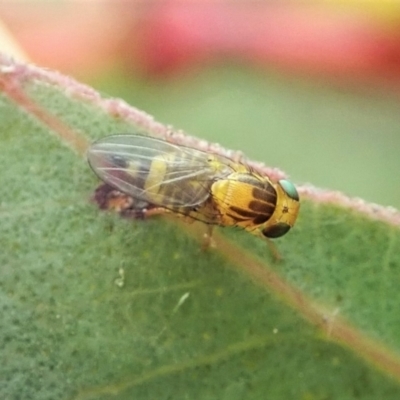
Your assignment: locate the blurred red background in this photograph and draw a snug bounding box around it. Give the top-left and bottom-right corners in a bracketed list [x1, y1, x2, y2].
[2, 1, 400, 87]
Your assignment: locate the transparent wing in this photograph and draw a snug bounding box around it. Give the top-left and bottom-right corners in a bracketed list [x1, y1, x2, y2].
[87, 134, 233, 208]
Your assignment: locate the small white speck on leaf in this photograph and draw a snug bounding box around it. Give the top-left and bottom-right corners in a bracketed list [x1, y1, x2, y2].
[172, 292, 190, 313]
[114, 268, 125, 288]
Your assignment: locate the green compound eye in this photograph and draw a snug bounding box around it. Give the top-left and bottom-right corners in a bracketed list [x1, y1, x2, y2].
[278, 179, 299, 201]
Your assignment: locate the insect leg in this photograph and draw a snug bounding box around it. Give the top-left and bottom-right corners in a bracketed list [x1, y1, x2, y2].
[201, 224, 216, 251]
[265, 238, 282, 261]
[141, 206, 171, 218]
[245, 226, 282, 261]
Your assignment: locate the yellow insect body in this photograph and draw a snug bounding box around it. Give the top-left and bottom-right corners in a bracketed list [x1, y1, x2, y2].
[88, 135, 300, 239]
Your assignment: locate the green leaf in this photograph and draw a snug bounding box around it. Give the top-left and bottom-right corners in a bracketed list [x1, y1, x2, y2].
[1, 55, 400, 400]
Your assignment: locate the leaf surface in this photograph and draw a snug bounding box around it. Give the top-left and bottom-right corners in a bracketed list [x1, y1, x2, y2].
[1, 55, 400, 400]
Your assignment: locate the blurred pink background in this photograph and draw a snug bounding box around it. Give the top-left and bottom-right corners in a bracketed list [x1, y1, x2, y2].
[2, 1, 400, 87]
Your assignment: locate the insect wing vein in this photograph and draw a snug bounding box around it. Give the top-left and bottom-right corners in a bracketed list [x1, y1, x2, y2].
[88, 135, 231, 208]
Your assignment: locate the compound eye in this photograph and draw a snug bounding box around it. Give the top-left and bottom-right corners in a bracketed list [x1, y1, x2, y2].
[278, 179, 299, 201]
[262, 223, 291, 239]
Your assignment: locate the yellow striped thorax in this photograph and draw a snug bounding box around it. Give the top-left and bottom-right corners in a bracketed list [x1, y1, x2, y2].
[87, 134, 300, 239]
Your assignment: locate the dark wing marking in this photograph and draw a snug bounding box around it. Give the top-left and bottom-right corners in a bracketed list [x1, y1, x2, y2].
[87, 134, 233, 208]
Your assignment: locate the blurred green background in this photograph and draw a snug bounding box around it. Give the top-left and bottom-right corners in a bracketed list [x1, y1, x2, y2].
[2, 1, 400, 208]
[90, 65, 400, 209]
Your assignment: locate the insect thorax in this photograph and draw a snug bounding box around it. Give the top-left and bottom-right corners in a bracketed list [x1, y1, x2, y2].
[210, 172, 277, 228]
